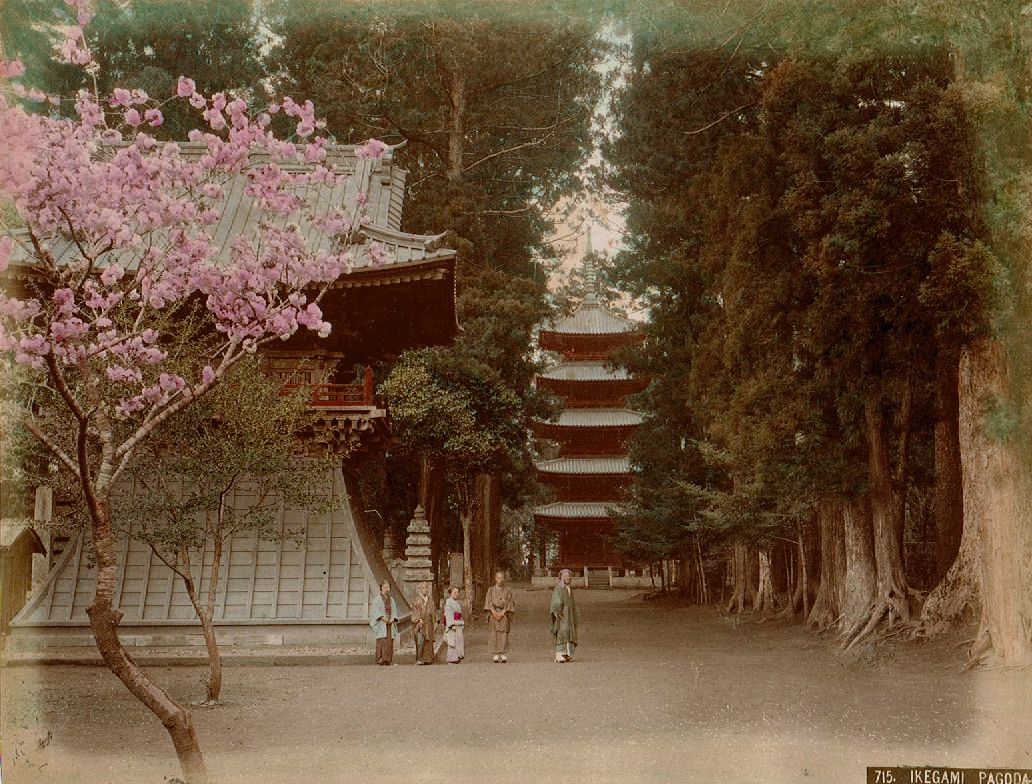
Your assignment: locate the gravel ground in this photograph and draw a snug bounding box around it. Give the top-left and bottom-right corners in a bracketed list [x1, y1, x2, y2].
[1, 586, 1029, 784]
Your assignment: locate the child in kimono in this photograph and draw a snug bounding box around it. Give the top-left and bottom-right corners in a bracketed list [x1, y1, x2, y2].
[444, 586, 465, 663]
[410, 581, 437, 665]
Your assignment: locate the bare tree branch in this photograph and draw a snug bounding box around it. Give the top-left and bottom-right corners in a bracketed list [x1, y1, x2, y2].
[682, 103, 755, 135]
[23, 414, 81, 479]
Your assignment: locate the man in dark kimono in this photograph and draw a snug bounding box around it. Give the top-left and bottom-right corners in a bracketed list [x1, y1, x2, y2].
[484, 570, 515, 663]
[550, 568, 579, 663]
[410, 581, 436, 665]
[370, 580, 398, 665]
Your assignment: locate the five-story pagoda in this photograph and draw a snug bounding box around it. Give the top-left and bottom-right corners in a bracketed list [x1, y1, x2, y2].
[531, 241, 648, 587]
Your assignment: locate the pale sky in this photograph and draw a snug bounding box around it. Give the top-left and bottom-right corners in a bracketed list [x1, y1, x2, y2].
[540, 20, 639, 321]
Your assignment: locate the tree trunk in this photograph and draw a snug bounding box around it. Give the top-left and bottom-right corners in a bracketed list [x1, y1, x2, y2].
[895, 379, 914, 567]
[840, 497, 877, 634]
[777, 521, 812, 621]
[807, 499, 845, 631]
[753, 549, 776, 615]
[932, 347, 965, 582]
[446, 70, 466, 181]
[843, 392, 911, 650]
[695, 535, 708, 604]
[86, 500, 207, 783]
[180, 547, 222, 705]
[459, 489, 474, 621]
[200, 613, 221, 704]
[725, 540, 755, 614]
[470, 472, 501, 608]
[419, 454, 445, 603]
[918, 514, 981, 637]
[70, 358, 207, 781]
[955, 338, 1030, 665]
[799, 521, 810, 619]
[202, 538, 224, 704]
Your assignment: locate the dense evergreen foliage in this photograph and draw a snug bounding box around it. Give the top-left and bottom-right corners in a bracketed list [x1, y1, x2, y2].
[604, 1, 1028, 661]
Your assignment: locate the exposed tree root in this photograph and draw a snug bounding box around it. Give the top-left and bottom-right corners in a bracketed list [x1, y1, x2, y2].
[841, 586, 911, 652]
[961, 614, 993, 671]
[814, 613, 844, 636]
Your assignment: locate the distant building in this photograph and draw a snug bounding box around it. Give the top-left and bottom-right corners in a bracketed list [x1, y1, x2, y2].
[531, 247, 650, 588]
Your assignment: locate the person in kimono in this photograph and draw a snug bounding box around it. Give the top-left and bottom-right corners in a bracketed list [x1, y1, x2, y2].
[410, 581, 437, 665]
[484, 570, 515, 663]
[443, 586, 465, 663]
[549, 568, 579, 663]
[370, 580, 399, 666]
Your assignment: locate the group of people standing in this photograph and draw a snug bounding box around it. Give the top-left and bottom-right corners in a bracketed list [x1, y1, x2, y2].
[369, 568, 580, 665]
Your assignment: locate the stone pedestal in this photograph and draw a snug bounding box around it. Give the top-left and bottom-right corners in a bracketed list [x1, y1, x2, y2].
[402, 506, 433, 604]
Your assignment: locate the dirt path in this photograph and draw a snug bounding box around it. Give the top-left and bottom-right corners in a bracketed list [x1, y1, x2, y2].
[2, 587, 1029, 784]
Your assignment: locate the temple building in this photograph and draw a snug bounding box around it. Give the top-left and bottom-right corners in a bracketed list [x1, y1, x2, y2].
[530, 244, 649, 588]
[6, 142, 456, 651]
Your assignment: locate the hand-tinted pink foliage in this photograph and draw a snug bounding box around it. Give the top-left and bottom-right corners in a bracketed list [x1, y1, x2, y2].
[0, 0, 386, 441]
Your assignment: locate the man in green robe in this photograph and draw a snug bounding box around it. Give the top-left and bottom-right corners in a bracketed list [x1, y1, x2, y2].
[549, 568, 579, 663]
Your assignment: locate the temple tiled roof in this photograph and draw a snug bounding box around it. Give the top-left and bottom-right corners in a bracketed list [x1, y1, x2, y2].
[536, 456, 631, 475]
[352, 225, 451, 269]
[7, 142, 453, 276]
[539, 361, 632, 382]
[531, 502, 625, 519]
[537, 409, 644, 428]
[12, 468, 407, 629]
[543, 303, 639, 336]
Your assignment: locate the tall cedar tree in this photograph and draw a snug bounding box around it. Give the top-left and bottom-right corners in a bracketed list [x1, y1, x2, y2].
[605, 27, 999, 646]
[3, 0, 268, 140]
[267, 2, 603, 575]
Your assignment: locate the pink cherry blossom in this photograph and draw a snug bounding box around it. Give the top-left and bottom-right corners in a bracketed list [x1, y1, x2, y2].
[203, 107, 226, 130]
[0, 0, 364, 441]
[0, 59, 25, 78]
[355, 138, 389, 160]
[100, 265, 125, 285]
[112, 87, 133, 107]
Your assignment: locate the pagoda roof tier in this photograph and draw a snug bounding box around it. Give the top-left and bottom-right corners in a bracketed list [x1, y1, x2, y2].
[542, 303, 639, 337]
[535, 456, 630, 475]
[537, 330, 643, 357]
[532, 501, 626, 519]
[535, 408, 644, 428]
[539, 361, 631, 382]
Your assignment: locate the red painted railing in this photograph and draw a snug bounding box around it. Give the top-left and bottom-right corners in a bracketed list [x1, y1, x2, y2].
[282, 366, 375, 408]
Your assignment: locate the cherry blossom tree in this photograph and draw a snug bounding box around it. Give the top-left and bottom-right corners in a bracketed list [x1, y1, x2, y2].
[0, 2, 386, 781]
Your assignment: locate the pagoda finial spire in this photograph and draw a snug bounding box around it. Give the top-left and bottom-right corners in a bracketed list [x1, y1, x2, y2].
[583, 224, 599, 305]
